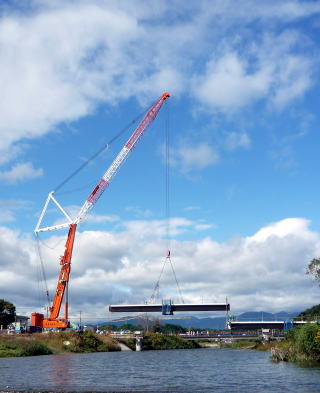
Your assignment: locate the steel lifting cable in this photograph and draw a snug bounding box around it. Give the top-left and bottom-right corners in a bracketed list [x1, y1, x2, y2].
[54, 101, 157, 194]
[37, 235, 66, 250]
[150, 258, 166, 302]
[150, 101, 184, 304]
[165, 103, 184, 303]
[149, 102, 171, 303]
[34, 233, 51, 308]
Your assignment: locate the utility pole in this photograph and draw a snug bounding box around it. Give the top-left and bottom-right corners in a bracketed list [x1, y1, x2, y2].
[79, 310, 82, 331]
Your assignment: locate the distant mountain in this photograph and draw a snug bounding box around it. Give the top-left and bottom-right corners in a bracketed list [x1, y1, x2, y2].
[162, 316, 227, 330]
[235, 311, 300, 321]
[96, 316, 227, 330]
[297, 304, 320, 318]
[95, 310, 301, 330]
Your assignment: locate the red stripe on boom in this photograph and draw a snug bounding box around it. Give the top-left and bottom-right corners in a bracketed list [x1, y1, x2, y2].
[88, 179, 109, 203]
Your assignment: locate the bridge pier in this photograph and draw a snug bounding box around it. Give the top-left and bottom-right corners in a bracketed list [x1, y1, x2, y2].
[135, 336, 142, 352]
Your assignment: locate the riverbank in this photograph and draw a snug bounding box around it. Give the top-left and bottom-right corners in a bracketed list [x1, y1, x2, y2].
[0, 331, 199, 357]
[270, 323, 320, 363]
[196, 337, 275, 351]
[0, 331, 120, 357]
[119, 332, 200, 351]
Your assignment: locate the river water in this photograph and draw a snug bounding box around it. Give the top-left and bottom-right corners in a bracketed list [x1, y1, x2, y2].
[1, 348, 320, 393]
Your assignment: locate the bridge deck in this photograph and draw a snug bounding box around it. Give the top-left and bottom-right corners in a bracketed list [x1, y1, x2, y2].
[229, 321, 286, 330]
[109, 303, 230, 313]
[228, 320, 311, 330]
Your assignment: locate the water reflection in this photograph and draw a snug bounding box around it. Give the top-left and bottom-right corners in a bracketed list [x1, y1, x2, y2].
[48, 354, 77, 389]
[1, 349, 320, 392]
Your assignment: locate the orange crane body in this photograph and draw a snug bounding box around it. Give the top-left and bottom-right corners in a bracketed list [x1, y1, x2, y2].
[32, 224, 77, 329]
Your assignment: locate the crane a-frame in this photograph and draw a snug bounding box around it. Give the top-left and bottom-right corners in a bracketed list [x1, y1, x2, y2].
[31, 92, 170, 330]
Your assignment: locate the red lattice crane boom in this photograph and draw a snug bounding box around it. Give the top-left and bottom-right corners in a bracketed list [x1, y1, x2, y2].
[31, 92, 170, 329]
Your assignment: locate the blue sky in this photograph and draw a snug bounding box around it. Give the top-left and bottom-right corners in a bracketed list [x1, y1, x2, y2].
[1, 0, 320, 319]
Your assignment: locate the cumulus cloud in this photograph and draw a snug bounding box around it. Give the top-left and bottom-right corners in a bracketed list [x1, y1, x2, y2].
[0, 4, 140, 152]
[269, 146, 297, 169]
[0, 162, 43, 183]
[0, 0, 318, 170]
[86, 214, 119, 224]
[125, 206, 153, 218]
[193, 31, 313, 113]
[202, 0, 320, 22]
[1, 217, 320, 317]
[121, 217, 209, 238]
[0, 200, 31, 223]
[171, 143, 219, 174]
[193, 52, 271, 111]
[184, 206, 201, 211]
[0, 145, 25, 166]
[224, 132, 251, 151]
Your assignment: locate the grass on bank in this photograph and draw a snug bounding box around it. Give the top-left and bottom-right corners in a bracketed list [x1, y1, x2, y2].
[219, 338, 263, 350]
[0, 335, 53, 357]
[0, 331, 120, 357]
[271, 323, 320, 363]
[142, 333, 200, 350]
[195, 338, 267, 350]
[120, 333, 200, 351]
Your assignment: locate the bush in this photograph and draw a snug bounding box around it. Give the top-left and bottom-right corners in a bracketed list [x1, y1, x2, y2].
[67, 331, 119, 353]
[297, 304, 320, 320]
[294, 323, 320, 360]
[272, 323, 320, 363]
[0, 338, 52, 357]
[20, 341, 52, 356]
[142, 333, 199, 350]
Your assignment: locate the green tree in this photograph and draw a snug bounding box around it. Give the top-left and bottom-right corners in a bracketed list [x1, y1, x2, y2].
[154, 323, 186, 334]
[307, 258, 320, 283]
[297, 304, 320, 320]
[294, 323, 320, 360]
[99, 324, 117, 331]
[0, 299, 16, 328]
[120, 323, 137, 332]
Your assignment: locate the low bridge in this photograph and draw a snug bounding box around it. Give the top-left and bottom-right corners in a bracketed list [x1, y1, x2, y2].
[228, 320, 314, 331]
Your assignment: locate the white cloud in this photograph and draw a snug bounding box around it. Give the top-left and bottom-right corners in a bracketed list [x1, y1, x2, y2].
[86, 214, 119, 224]
[0, 4, 141, 152]
[224, 132, 251, 151]
[0, 145, 25, 166]
[0, 200, 31, 223]
[269, 146, 296, 169]
[192, 31, 314, 113]
[0, 162, 43, 183]
[1, 217, 320, 317]
[194, 223, 213, 231]
[271, 55, 312, 108]
[172, 143, 219, 174]
[193, 52, 271, 112]
[184, 206, 201, 211]
[202, 0, 320, 22]
[248, 218, 314, 243]
[125, 206, 153, 218]
[121, 217, 200, 238]
[0, 1, 317, 166]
